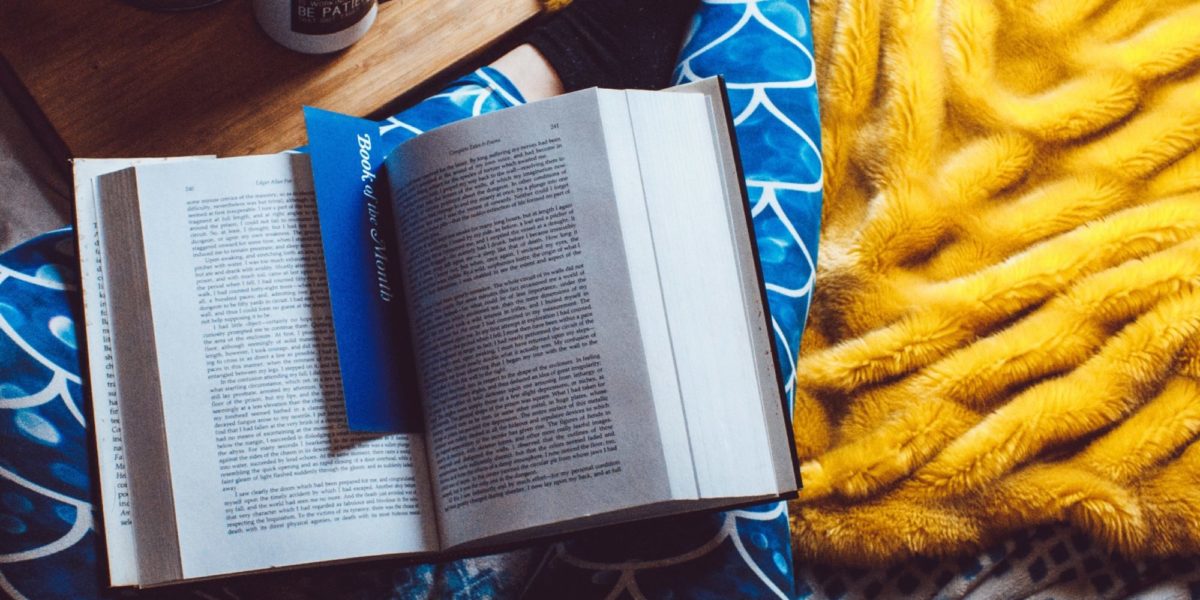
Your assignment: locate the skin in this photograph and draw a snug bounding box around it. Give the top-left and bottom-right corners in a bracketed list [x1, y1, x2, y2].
[491, 43, 565, 101]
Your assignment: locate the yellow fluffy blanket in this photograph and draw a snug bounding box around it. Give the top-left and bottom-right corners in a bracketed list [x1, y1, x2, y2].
[790, 0, 1200, 564]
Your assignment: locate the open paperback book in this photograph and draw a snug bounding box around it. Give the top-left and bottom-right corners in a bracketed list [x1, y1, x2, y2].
[75, 78, 799, 587]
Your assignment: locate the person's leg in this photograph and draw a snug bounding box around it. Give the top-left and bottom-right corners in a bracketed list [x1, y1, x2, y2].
[0, 231, 101, 599]
[491, 44, 564, 102]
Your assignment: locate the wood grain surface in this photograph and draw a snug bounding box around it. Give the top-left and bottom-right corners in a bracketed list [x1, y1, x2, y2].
[0, 0, 541, 159]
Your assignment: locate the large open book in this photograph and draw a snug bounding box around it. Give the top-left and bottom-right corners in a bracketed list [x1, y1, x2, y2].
[75, 79, 798, 587]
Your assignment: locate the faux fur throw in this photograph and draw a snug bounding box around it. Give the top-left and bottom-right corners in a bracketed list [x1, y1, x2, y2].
[790, 0, 1200, 564]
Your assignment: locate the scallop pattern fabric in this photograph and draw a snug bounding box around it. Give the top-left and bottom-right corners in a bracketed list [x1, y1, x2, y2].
[0, 231, 97, 600]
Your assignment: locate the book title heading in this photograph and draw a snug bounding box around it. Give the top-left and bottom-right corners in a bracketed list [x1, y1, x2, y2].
[357, 133, 395, 303]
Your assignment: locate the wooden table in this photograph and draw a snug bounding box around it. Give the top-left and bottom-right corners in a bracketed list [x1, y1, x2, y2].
[0, 0, 543, 166]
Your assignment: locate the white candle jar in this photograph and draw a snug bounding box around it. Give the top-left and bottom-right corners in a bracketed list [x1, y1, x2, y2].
[254, 0, 378, 54]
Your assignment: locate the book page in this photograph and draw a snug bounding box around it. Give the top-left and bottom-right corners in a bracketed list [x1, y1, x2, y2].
[125, 154, 438, 579]
[387, 90, 675, 547]
[665, 79, 799, 493]
[624, 90, 779, 497]
[73, 156, 210, 586]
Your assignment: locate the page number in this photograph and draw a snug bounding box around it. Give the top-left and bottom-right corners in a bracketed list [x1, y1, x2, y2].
[550, 123, 559, 130]
[185, 186, 195, 192]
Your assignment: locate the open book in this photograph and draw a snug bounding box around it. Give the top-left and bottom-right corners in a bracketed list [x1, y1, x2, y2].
[75, 78, 798, 587]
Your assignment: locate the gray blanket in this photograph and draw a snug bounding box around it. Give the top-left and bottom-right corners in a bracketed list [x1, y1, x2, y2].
[0, 91, 70, 253]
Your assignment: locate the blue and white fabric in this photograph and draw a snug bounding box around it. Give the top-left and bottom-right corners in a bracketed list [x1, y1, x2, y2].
[0, 232, 95, 600]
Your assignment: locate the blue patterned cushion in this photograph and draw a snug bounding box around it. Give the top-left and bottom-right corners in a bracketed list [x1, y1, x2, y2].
[0, 230, 102, 599]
